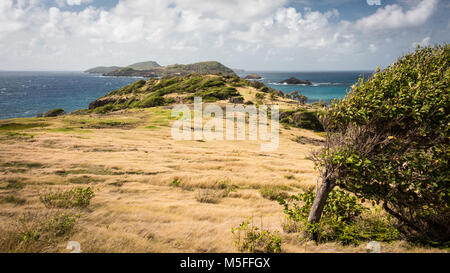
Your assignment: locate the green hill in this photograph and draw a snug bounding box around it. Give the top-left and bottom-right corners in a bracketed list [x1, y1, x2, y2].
[85, 66, 122, 74]
[87, 73, 284, 113]
[127, 61, 161, 70]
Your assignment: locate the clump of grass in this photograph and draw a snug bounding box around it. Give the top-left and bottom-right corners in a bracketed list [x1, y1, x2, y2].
[2, 178, 26, 190]
[2, 195, 26, 205]
[195, 189, 220, 204]
[283, 174, 295, 180]
[39, 187, 95, 209]
[0, 122, 49, 131]
[67, 176, 103, 184]
[0, 211, 79, 252]
[232, 217, 282, 253]
[259, 186, 289, 201]
[45, 213, 79, 237]
[0, 132, 35, 141]
[171, 178, 181, 187]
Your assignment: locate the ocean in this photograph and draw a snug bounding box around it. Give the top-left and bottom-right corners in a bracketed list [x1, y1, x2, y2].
[0, 70, 373, 120]
[236, 71, 373, 102]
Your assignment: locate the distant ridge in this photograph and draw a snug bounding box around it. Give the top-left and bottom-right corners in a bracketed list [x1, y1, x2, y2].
[85, 66, 122, 74]
[86, 61, 236, 77]
[127, 61, 161, 70]
[85, 61, 161, 74]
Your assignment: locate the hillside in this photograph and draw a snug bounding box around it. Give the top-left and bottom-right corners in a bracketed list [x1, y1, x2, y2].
[85, 60, 161, 74]
[127, 61, 161, 70]
[85, 61, 236, 77]
[87, 73, 289, 113]
[85, 66, 122, 74]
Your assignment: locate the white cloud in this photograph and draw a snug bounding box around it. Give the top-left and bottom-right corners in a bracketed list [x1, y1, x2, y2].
[66, 0, 93, 6]
[0, 0, 444, 70]
[356, 0, 438, 30]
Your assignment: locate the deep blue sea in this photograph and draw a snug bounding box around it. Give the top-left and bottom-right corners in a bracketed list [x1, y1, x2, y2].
[0, 70, 373, 120]
[0, 71, 141, 120]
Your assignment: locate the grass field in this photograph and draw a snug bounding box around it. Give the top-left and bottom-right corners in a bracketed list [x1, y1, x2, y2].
[0, 105, 445, 253]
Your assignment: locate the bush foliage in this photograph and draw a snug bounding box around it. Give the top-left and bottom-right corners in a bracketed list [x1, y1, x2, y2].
[278, 188, 400, 245]
[39, 187, 95, 209]
[232, 218, 282, 253]
[315, 44, 449, 245]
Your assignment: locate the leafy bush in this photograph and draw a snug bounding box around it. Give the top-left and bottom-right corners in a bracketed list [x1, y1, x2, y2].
[39, 187, 95, 209]
[280, 109, 324, 131]
[278, 188, 400, 245]
[232, 218, 282, 253]
[45, 213, 79, 237]
[313, 45, 449, 245]
[41, 108, 65, 117]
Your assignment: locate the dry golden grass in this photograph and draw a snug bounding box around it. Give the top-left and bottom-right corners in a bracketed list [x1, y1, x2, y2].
[0, 107, 446, 253]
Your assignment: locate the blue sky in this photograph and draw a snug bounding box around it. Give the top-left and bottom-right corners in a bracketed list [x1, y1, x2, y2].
[0, 0, 448, 71]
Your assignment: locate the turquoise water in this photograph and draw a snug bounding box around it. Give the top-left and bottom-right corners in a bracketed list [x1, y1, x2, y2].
[237, 71, 373, 102]
[0, 70, 373, 120]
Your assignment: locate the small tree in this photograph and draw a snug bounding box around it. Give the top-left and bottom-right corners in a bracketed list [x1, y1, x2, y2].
[309, 45, 449, 244]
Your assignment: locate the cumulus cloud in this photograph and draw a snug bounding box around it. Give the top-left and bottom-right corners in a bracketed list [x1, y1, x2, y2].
[0, 0, 445, 70]
[356, 0, 438, 30]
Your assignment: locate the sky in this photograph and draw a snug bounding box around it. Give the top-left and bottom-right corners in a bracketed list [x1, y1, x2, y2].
[0, 0, 448, 71]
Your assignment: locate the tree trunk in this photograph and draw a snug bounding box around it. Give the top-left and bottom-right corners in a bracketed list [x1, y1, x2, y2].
[307, 175, 335, 241]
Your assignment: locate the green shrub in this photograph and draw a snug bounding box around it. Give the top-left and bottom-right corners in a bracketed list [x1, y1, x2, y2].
[39, 187, 95, 209]
[171, 178, 181, 187]
[232, 218, 282, 253]
[280, 109, 324, 131]
[45, 213, 79, 237]
[314, 44, 449, 245]
[278, 188, 400, 245]
[250, 81, 265, 89]
[37, 108, 65, 117]
[137, 94, 165, 108]
[255, 93, 266, 100]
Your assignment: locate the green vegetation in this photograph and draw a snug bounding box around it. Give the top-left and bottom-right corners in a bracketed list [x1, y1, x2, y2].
[127, 61, 161, 70]
[259, 186, 289, 201]
[280, 109, 324, 131]
[39, 187, 95, 209]
[232, 218, 282, 253]
[38, 108, 65, 117]
[278, 188, 400, 245]
[0, 211, 79, 252]
[165, 61, 235, 75]
[0, 122, 48, 131]
[1, 178, 26, 190]
[88, 74, 245, 113]
[195, 189, 220, 204]
[2, 195, 26, 205]
[310, 44, 449, 246]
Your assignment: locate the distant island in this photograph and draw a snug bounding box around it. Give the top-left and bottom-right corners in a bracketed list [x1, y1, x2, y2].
[279, 77, 312, 85]
[85, 61, 161, 74]
[244, 73, 262, 79]
[85, 61, 235, 77]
